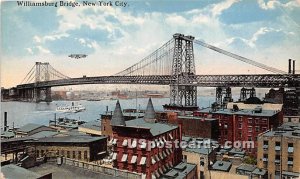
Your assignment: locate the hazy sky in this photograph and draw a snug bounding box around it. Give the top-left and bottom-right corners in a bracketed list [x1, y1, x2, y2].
[1, 0, 300, 89]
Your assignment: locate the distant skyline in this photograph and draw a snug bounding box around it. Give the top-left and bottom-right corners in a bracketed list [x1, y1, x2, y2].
[1, 0, 300, 88]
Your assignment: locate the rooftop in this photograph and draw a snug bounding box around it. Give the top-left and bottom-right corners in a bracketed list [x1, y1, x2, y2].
[79, 120, 101, 131]
[17, 123, 44, 133]
[1, 164, 43, 179]
[211, 161, 232, 172]
[28, 135, 107, 143]
[125, 118, 178, 136]
[262, 123, 300, 138]
[252, 168, 267, 176]
[162, 162, 196, 179]
[29, 131, 59, 139]
[198, 107, 280, 117]
[177, 115, 217, 121]
[236, 164, 256, 172]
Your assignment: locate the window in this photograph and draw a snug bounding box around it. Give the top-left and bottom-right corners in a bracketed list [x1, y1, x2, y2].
[263, 154, 268, 162]
[275, 155, 280, 164]
[67, 151, 70, 158]
[62, 150, 65, 156]
[84, 151, 88, 160]
[73, 151, 76, 159]
[275, 142, 281, 151]
[183, 155, 187, 162]
[78, 151, 82, 160]
[41, 150, 44, 156]
[238, 123, 242, 129]
[36, 150, 39, 157]
[248, 137, 252, 141]
[255, 126, 260, 132]
[262, 119, 267, 124]
[248, 119, 252, 124]
[248, 127, 252, 132]
[288, 143, 294, 153]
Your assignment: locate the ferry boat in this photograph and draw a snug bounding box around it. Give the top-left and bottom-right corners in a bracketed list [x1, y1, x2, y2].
[56, 103, 86, 113]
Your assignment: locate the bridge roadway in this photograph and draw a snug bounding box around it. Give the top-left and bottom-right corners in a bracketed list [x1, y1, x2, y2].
[16, 74, 300, 89]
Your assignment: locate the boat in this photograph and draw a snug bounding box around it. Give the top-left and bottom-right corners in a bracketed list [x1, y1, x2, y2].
[56, 103, 86, 113]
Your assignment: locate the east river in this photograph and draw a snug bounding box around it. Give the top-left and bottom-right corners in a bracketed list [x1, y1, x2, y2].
[1, 97, 217, 128]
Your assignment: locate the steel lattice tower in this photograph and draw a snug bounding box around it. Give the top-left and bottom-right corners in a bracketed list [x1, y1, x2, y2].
[169, 33, 197, 108]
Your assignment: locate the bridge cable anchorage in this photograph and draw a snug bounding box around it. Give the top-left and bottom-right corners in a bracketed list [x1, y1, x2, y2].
[113, 38, 175, 76]
[194, 39, 287, 74]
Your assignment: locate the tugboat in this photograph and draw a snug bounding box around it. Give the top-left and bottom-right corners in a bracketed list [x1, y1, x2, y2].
[56, 102, 86, 113]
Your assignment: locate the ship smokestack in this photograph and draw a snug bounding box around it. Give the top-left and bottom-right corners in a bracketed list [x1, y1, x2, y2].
[4, 112, 7, 131]
[293, 60, 295, 74]
[288, 59, 292, 74]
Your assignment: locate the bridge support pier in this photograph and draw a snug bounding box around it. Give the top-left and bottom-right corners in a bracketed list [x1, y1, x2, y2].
[239, 87, 256, 102]
[33, 87, 52, 103]
[216, 87, 233, 109]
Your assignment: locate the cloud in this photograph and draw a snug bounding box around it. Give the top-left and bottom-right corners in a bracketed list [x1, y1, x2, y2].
[36, 46, 51, 54]
[257, 0, 300, 10]
[212, 0, 240, 17]
[25, 47, 33, 54]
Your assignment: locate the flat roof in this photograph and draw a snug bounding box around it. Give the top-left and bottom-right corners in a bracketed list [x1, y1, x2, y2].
[236, 164, 256, 172]
[79, 120, 101, 131]
[178, 116, 217, 121]
[262, 123, 300, 138]
[1, 164, 42, 179]
[211, 161, 232, 172]
[198, 107, 279, 117]
[162, 162, 196, 179]
[252, 168, 267, 176]
[29, 135, 107, 144]
[125, 118, 178, 136]
[17, 123, 44, 133]
[29, 131, 59, 139]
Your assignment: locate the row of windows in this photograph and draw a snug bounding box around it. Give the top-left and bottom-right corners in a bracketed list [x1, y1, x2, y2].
[36, 149, 88, 160]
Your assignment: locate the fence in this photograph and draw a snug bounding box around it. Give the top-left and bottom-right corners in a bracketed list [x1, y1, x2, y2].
[62, 157, 143, 179]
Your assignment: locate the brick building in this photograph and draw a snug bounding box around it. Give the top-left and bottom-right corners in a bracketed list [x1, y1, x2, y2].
[101, 110, 144, 139]
[110, 99, 182, 179]
[257, 122, 300, 179]
[28, 135, 107, 162]
[170, 115, 219, 140]
[193, 102, 283, 155]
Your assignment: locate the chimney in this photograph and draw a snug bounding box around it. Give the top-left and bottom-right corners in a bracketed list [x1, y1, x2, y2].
[106, 106, 108, 112]
[4, 112, 7, 131]
[288, 59, 292, 74]
[293, 60, 295, 74]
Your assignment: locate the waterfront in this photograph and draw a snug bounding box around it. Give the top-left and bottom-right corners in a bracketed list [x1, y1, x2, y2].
[1, 96, 216, 128]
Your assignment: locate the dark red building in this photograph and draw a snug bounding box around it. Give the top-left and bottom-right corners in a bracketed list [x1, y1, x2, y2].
[193, 102, 283, 156]
[111, 99, 182, 179]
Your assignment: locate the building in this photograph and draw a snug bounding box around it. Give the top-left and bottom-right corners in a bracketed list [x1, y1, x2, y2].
[170, 115, 219, 139]
[257, 122, 300, 179]
[110, 99, 182, 179]
[193, 102, 283, 155]
[28, 135, 107, 162]
[16, 123, 56, 138]
[1, 164, 52, 179]
[78, 120, 102, 136]
[182, 136, 217, 179]
[283, 116, 300, 123]
[236, 164, 267, 179]
[161, 162, 197, 179]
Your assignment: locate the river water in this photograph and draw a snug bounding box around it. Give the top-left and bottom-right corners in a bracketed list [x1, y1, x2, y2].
[1, 97, 216, 128]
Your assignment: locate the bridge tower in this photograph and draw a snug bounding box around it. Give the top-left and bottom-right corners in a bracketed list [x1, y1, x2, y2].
[33, 62, 52, 102]
[164, 33, 198, 110]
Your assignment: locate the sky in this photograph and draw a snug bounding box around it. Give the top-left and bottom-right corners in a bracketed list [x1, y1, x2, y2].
[1, 0, 300, 89]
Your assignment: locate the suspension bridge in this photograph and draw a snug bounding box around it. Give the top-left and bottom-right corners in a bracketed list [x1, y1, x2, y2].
[6, 33, 300, 111]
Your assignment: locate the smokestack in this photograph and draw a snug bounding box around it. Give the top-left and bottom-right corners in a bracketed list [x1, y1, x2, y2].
[293, 60, 295, 74]
[4, 112, 7, 131]
[106, 106, 108, 112]
[288, 59, 292, 74]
